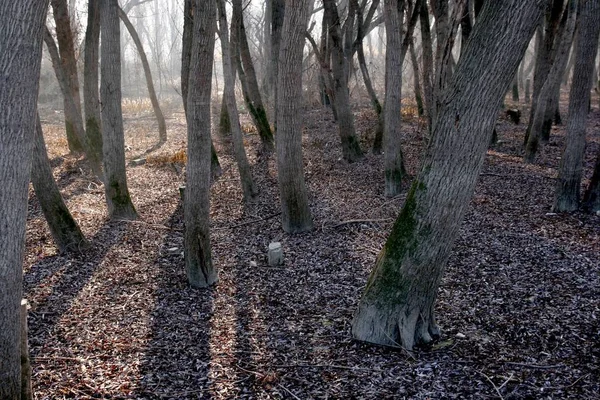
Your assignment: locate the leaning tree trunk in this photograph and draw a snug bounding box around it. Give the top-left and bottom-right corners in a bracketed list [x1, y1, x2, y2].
[185, 0, 218, 287]
[0, 1, 48, 396]
[323, 0, 364, 162]
[118, 7, 167, 144]
[352, 0, 543, 351]
[276, 0, 314, 233]
[217, 0, 258, 202]
[554, 0, 600, 212]
[100, 0, 138, 220]
[525, 0, 577, 163]
[383, 0, 407, 197]
[32, 115, 89, 253]
[83, 0, 104, 174]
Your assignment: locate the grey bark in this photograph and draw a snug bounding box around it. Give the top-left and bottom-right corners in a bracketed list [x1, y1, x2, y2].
[410, 39, 425, 116]
[583, 148, 600, 212]
[217, 0, 258, 202]
[352, 0, 543, 350]
[525, 0, 577, 163]
[419, 0, 435, 125]
[118, 6, 167, 144]
[185, 0, 218, 287]
[0, 0, 48, 396]
[271, 0, 285, 118]
[276, 0, 314, 233]
[553, 0, 600, 212]
[32, 115, 88, 253]
[100, 0, 138, 220]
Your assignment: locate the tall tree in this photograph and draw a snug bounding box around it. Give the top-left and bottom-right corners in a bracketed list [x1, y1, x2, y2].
[185, 0, 219, 287]
[419, 0, 435, 124]
[352, 0, 544, 350]
[554, 0, 600, 211]
[100, 0, 138, 220]
[32, 115, 89, 253]
[270, 0, 285, 111]
[0, 1, 49, 396]
[276, 0, 314, 233]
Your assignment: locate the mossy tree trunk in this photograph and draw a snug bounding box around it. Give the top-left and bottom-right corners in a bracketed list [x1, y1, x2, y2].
[32, 115, 89, 253]
[100, 0, 138, 220]
[0, 0, 48, 396]
[276, 0, 314, 234]
[352, 0, 544, 350]
[185, 0, 218, 287]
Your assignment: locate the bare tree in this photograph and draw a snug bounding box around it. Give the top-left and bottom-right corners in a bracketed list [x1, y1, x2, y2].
[0, 0, 48, 396]
[352, 0, 544, 350]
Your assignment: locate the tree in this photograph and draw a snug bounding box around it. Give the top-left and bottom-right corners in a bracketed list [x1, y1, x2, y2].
[0, 1, 49, 396]
[583, 149, 600, 212]
[553, 0, 600, 212]
[100, 0, 138, 220]
[276, 0, 314, 233]
[32, 114, 89, 253]
[185, 0, 218, 287]
[352, 0, 544, 350]
[217, 0, 258, 202]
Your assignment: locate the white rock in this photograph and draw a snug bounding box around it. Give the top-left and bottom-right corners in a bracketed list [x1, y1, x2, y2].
[268, 242, 283, 266]
[455, 333, 466, 339]
[250, 261, 257, 267]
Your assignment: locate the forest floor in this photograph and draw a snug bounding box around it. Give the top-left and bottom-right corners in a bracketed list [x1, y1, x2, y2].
[26, 95, 599, 399]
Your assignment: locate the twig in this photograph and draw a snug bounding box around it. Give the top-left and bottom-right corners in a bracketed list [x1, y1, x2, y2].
[332, 218, 393, 228]
[475, 369, 504, 400]
[271, 363, 375, 371]
[278, 384, 301, 400]
[505, 362, 565, 369]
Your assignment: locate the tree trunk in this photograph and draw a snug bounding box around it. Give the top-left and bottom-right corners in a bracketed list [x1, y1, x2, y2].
[525, 0, 577, 163]
[419, 0, 435, 126]
[383, 0, 407, 197]
[32, 115, 89, 252]
[20, 300, 33, 400]
[352, 0, 543, 351]
[83, 0, 104, 175]
[323, 0, 364, 162]
[100, 0, 138, 220]
[271, 0, 285, 120]
[0, 1, 48, 396]
[118, 6, 167, 144]
[276, 0, 314, 234]
[583, 148, 600, 212]
[554, 0, 600, 212]
[185, 0, 218, 287]
[410, 39, 425, 116]
[217, 0, 258, 202]
[51, 0, 84, 153]
[512, 74, 520, 102]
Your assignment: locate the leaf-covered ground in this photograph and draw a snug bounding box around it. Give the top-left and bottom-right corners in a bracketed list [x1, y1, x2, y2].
[25, 98, 599, 399]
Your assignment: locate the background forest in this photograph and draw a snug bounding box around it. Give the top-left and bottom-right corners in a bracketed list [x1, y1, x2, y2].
[1, 0, 599, 399]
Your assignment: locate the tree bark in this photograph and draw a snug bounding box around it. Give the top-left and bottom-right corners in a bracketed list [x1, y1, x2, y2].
[410, 39, 425, 116]
[276, 0, 314, 233]
[352, 0, 543, 351]
[419, 0, 435, 125]
[271, 0, 285, 119]
[100, 0, 138, 220]
[185, 0, 218, 287]
[118, 6, 167, 144]
[217, 0, 258, 202]
[525, 0, 577, 163]
[583, 148, 600, 212]
[0, 1, 48, 396]
[554, 0, 600, 212]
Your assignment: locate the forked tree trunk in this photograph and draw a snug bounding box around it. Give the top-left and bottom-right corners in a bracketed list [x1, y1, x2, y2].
[352, 0, 543, 351]
[118, 7, 167, 144]
[525, 0, 577, 163]
[217, 0, 258, 202]
[83, 0, 104, 174]
[323, 0, 364, 162]
[0, 1, 48, 396]
[32, 115, 88, 253]
[185, 0, 218, 287]
[276, 0, 314, 233]
[100, 0, 138, 220]
[383, 0, 406, 197]
[554, 0, 600, 212]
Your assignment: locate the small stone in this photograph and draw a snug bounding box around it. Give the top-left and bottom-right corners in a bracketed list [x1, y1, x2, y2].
[268, 242, 283, 266]
[250, 261, 257, 267]
[455, 333, 466, 339]
[129, 158, 146, 166]
[596, 210, 600, 217]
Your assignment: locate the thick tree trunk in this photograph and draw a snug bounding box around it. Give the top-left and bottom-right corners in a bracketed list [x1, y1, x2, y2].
[352, 0, 543, 350]
[51, 0, 84, 153]
[83, 0, 104, 174]
[0, 1, 48, 396]
[100, 0, 138, 220]
[554, 0, 600, 212]
[185, 0, 218, 287]
[32, 115, 89, 252]
[118, 7, 167, 144]
[525, 0, 577, 163]
[217, 0, 258, 202]
[383, 0, 407, 197]
[323, 0, 364, 162]
[276, 0, 314, 234]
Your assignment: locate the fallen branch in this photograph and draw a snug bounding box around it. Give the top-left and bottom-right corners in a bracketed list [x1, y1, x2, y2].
[332, 218, 393, 228]
[505, 362, 565, 369]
